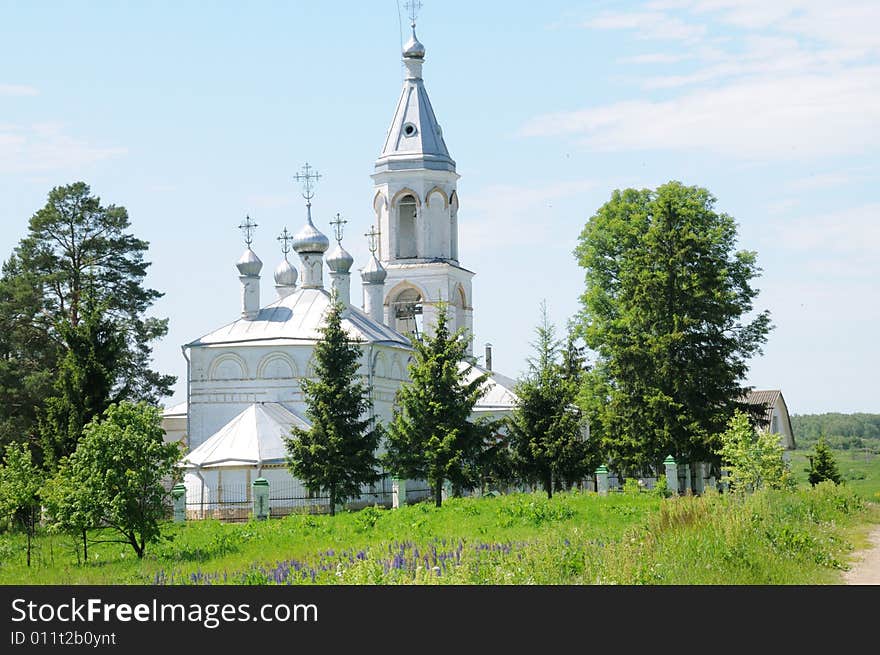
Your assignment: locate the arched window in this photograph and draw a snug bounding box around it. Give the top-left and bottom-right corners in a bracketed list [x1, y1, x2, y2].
[392, 288, 423, 340]
[397, 195, 417, 258]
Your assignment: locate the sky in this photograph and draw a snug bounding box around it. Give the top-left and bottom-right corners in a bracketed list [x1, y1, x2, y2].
[1, 0, 878, 416]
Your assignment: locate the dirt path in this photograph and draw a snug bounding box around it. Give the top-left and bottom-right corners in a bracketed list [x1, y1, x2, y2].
[843, 525, 880, 584]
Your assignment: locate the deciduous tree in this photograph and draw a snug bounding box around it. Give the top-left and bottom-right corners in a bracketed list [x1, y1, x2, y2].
[575, 182, 771, 473]
[62, 402, 181, 558]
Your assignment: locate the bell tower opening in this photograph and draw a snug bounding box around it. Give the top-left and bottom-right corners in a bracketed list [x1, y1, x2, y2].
[397, 195, 418, 259]
[392, 287, 423, 340]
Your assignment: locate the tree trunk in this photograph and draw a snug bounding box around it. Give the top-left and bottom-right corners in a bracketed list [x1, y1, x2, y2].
[329, 487, 336, 516]
[434, 481, 443, 508]
[544, 472, 553, 499]
[26, 510, 33, 568]
[82, 528, 88, 561]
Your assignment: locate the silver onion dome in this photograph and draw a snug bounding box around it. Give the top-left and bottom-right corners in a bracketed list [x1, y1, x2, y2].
[360, 253, 387, 284]
[403, 27, 425, 59]
[273, 256, 298, 286]
[326, 243, 354, 273]
[236, 248, 263, 277]
[292, 217, 330, 254]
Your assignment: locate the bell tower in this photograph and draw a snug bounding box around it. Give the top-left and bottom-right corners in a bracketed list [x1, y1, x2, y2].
[372, 12, 473, 352]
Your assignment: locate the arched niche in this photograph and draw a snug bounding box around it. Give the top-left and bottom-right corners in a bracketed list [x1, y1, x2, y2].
[257, 353, 297, 380]
[426, 186, 449, 209]
[208, 353, 248, 381]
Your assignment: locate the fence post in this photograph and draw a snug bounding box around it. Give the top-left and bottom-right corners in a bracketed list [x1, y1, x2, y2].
[171, 483, 186, 522]
[694, 462, 706, 495]
[392, 478, 407, 509]
[663, 455, 679, 496]
[682, 462, 692, 495]
[252, 477, 270, 520]
[595, 465, 609, 496]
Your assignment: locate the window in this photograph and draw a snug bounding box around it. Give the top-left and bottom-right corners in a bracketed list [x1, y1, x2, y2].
[397, 195, 417, 258]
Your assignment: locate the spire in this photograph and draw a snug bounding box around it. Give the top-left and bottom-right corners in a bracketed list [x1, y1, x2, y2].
[376, 5, 454, 174]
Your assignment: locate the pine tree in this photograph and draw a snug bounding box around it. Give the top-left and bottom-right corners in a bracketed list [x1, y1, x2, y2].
[807, 434, 842, 486]
[508, 304, 591, 498]
[384, 303, 493, 507]
[0, 182, 174, 459]
[285, 296, 381, 516]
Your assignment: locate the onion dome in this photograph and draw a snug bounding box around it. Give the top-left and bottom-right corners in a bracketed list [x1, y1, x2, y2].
[326, 243, 354, 273]
[360, 253, 387, 284]
[292, 215, 330, 254]
[403, 26, 425, 59]
[236, 248, 263, 277]
[273, 256, 298, 286]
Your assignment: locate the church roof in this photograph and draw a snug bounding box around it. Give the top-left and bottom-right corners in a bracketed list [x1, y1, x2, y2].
[187, 286, 411, 349]
[181, 402, 309, 469]
[375, 32, 455, 173]
[462, 362, 519, 413]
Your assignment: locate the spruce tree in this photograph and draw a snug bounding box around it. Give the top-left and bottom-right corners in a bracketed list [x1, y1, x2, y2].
[508, 304, 591, 498]
[807, 434, 842, 486]
[285, 296, 381, 515]
[384, 303, 493, 507]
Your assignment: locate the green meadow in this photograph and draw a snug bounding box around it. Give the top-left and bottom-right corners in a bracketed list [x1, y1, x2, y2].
[2, 471, 878, 585]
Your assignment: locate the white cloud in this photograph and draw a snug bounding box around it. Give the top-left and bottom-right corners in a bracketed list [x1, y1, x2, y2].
[529, 2, 880, 159]
[0, 84, 38, 96]
[0, 123, 125, 174]
[585, 11, 706, 43]
[522, 64, 880, 159]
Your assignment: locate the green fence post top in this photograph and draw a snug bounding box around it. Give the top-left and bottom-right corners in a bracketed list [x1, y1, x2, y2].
[663, 455, 676, 465]
[595, 465, 608, 474]
[252, 477, 269, 487]
[171, 483, 186, 497]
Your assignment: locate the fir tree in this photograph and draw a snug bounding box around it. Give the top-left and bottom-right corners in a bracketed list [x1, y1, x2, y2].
[807, 434, 842, 486]
[285, 296, 381, 515]
[508, 303, 591, 498]
[384, 303, 493, 507]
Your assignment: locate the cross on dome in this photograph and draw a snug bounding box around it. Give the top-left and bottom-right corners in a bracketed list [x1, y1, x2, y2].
[404, 0, 422, 26]
[365, 225, 380, 255]
[294, 162, 321, 203]
[277, 226, 294, 255]
[238, 215, 258, 248]
[330, 213, 348, 244]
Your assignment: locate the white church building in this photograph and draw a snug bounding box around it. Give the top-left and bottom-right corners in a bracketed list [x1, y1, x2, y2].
[164, 22, 518, 519]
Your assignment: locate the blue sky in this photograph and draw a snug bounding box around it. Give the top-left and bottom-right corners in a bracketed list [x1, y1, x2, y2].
[1, 0, 877, 415]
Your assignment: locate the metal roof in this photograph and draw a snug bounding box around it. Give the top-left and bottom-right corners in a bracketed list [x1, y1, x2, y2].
[462, 362, 519, 412]
[181, 402, 310, 469]
[187, 286, 411, 349]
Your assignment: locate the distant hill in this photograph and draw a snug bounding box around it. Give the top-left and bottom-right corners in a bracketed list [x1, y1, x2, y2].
[790, 413, 880, 451]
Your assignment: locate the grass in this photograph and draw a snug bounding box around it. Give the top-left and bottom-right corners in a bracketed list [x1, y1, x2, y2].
[788, 447, 880, 501]
[1, 480, 876, 585]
